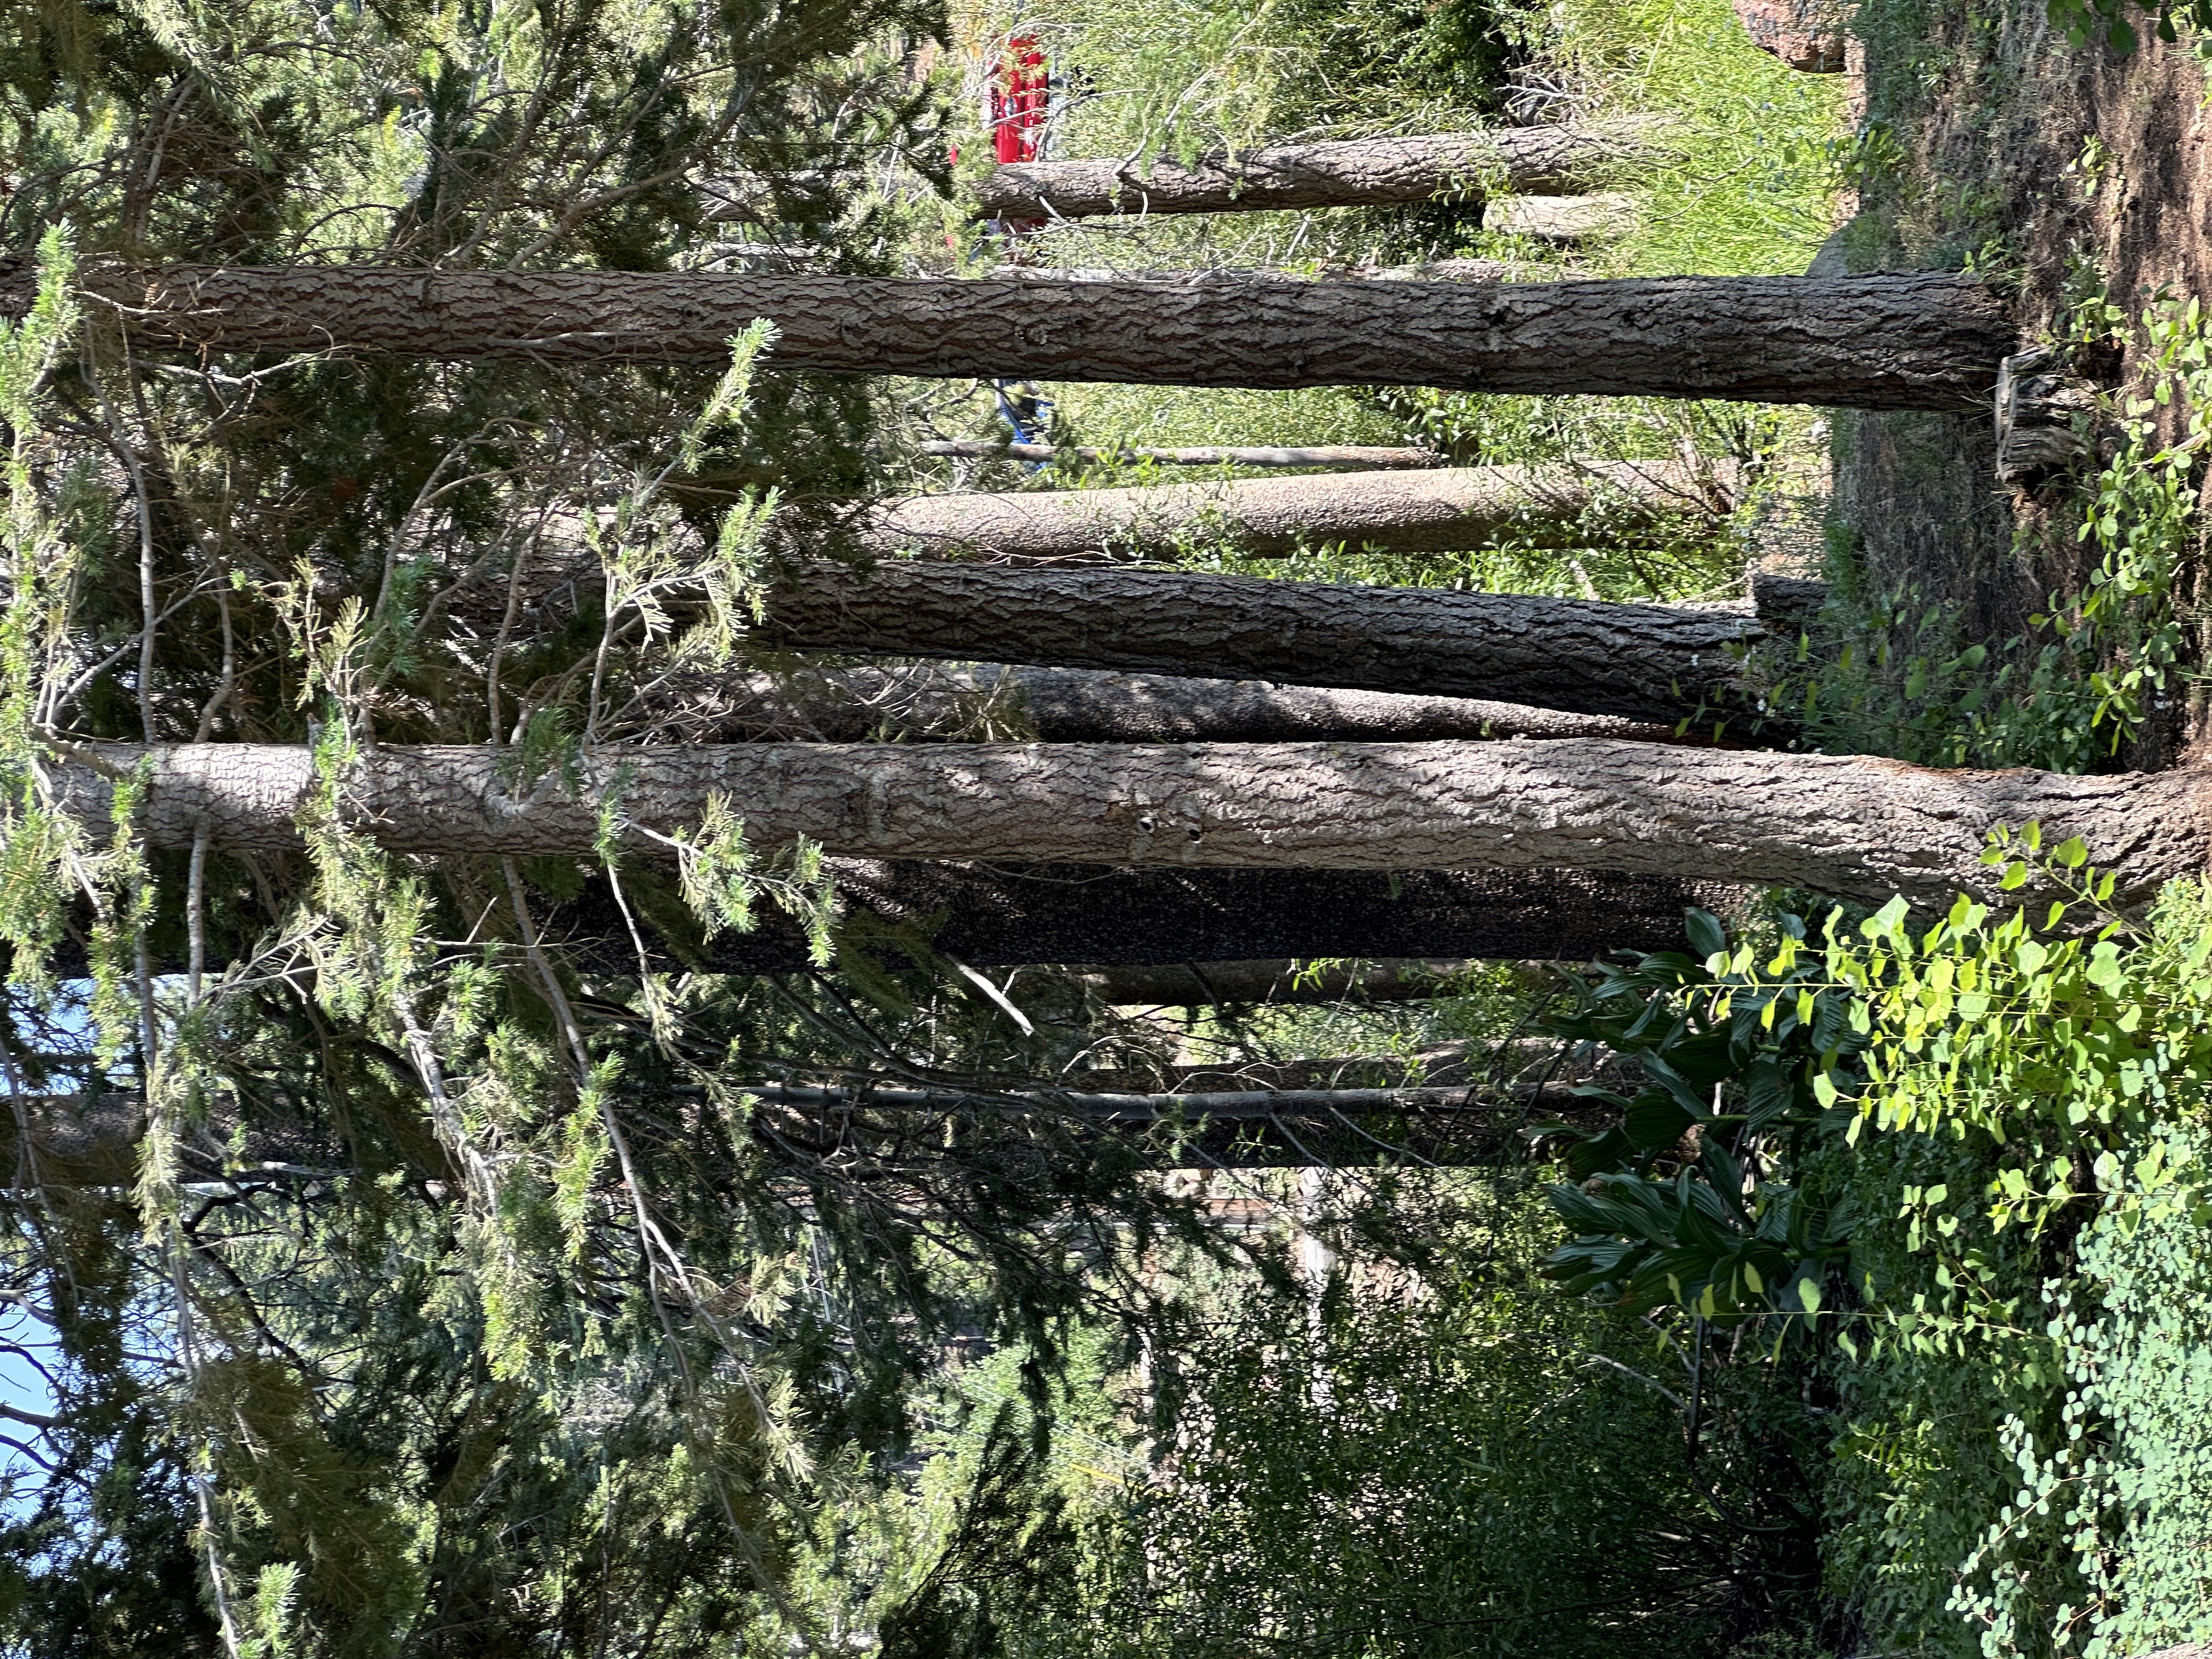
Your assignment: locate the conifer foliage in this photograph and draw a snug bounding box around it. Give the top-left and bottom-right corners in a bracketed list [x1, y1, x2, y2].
[0, 0, 2100, 1652]
[0, 5, 1239, 1651]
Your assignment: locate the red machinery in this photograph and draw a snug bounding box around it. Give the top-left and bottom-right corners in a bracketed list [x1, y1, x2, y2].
[988, 35, 1051, 166]
[974, 37, 1055, 447]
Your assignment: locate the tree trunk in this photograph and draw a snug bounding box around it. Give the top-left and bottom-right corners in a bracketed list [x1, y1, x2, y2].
[59, 741, 2210, 908]
[916, 442, 1439, 469]
[676, 662, 1692, 744]
[1485, 193, 1638, 245]
[969, 123, 1659, 218]
[979, 258, 1534, 285]
[1079, 1036, 1638, 1092]
[1139, 1104, 1580, 1167]
[859, 461, 1729, 561]
[0, 1076, 1609, 1182]
[596, 861, 1730, 970]
[25, 261, 2015, 409]
[751, 562, 1768, 725]
[1073, 959, 1499, 1005]
[741, 1079, 1578, 1121]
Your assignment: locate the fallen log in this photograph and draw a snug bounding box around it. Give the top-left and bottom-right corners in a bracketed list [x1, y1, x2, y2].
[663, 663, 1692, 746]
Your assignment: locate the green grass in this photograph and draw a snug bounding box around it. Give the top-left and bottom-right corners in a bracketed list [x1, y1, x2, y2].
[1547, 0, 1847, 279]
[920, 0, 1849, 604]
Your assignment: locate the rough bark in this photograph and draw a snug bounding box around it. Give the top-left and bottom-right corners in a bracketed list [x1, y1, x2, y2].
[1075, 959, 1496, 1005]
[970, 123, 1660, 218]
[58, 742, 2212, 909]
[742, 1079, 1573, 1121]
[1731, 0, 1850, 70]
[1152, 1104, 1584, 1167]
[1995, 346, 2100, 483]
[916, 441, 1441, 469]
[1079, 1037, 1639, 1093]
[679, 663, 1691, 745]
[0, 1078, 1609, 1182]
[628, 862, 1730, 970]
[980, 259, 1533, 285]
[21, 260, 2017, 410]
[751, 562, 1770, 725]
[859, 461, 1730, 561]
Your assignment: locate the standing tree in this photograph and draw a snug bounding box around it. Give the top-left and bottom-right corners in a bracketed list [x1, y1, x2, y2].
[746, 561, 1779, 725]
[42, 737, 2204, 910]
[10, 262, 2017, 408]
[858, 460, 1730, 560]
[967, 121, 1663, 218]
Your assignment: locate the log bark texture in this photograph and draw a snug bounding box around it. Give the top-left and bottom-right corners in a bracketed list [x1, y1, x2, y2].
[685, 663, 1689, 744]
[1075, 959, 1502, 1005]
[0, 1077, 1607, 1182]
[916, 442, 1440, 470]
[21, 260, 2016, 410]
[624, 862, 1730, 969]
[58, 742, 2212, 908]
[743, 1080, 1567, 1122]
[970, 124, 1656, 218]
[860, 461, 1728, 561]
[980, 259, 1536, 285]
[752, 562, 1768, 724]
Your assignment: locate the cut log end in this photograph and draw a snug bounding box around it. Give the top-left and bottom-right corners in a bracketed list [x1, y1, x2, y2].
[1729, 0, 1851, 70]
[1995, 346, 2101, 486]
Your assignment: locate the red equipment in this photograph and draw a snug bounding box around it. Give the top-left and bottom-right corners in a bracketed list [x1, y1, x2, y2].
[988, 36, 1050, 165]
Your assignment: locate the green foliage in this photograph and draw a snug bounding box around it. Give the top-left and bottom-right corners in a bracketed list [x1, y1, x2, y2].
[1547, 0, 1844, 279]
[972, 0, 1520, 173]
[0, 224, 87, 992]
[5, 0, 945, 270]
[1794, 294, 2210, 773]
[2053, 1136, 2212, 1657]
[872, 1404, 1086, 1658]
[2043, 0, 2207, 53]
[1075, 1178, 1824, 1658]
[1545, 862, 2212, 1658]
[1541, 907, 1860, 1321]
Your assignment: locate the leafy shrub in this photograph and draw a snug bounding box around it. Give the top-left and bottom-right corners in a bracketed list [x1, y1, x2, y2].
[1539, 862, 2212, 1657]
[1091, 1179, 1822, 1658]
[1794, 295, 2209, 775]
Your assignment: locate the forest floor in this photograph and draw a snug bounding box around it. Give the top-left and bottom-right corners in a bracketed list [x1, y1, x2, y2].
[1836, 2, 2212, 765]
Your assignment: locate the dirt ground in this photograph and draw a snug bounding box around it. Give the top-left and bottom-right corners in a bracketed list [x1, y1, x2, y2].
[1830, 6, 2212, 764]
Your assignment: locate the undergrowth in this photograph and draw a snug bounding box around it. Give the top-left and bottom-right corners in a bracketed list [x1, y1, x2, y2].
[1539, 845, 2212, 1658]
[918, 0, 1846, 610]
[1793, 292, 2207, 771]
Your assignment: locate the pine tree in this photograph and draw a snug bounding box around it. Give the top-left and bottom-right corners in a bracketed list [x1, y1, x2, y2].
[859, 460, 1729, 560]
[967, 119, 1661, 218]
[0, 9, 1272, 1650]
[8, 262, 2016, 408]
